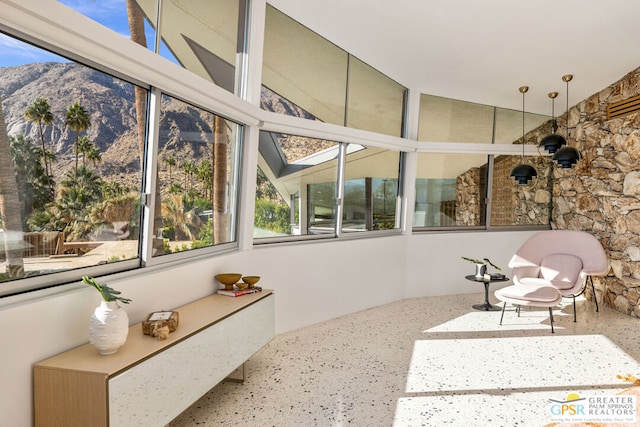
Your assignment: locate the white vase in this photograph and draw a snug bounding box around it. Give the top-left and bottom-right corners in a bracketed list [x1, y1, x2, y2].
[89, 300, 129, 355]
[475, 263, 487, 279]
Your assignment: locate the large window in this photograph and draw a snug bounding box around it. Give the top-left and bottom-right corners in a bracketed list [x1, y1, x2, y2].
[262, 5, 406, 137]
[262, 5, 348, 126]
[254, 132, 403, 239]
[416, 96, 553, 228]
[59, 0, 244, 94]
[419, 95, 495, 143]
[58, 0, 159, 51]
[0, 33, 145, 294]
[158, 0, 241, 91]
[414, 153, 488, 228]
[346, 57, 406, 137]
[154, 95, 241, 256]
[490, 107, 553, 227]
[342, 147, 402, 232]
[0, 24, 244, 296]
[419, 95, 549, 144]
[254, 131, 340, 239]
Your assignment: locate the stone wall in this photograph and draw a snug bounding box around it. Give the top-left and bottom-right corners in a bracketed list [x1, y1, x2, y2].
[452, 65, 640, 318]
[456, 165, 485, 226]
[553, 66, 640, 317]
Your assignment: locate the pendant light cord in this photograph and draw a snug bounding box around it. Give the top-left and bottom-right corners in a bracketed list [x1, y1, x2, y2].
[566, 79, 569, 138]
[562, 74, 573, 139]
[520, 86, 528, 159]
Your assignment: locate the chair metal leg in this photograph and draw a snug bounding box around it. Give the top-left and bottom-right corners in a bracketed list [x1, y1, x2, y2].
[499, 302, 506, 325]
[572, 295, 577, 322]
[516, 305, 521, 317]
[589, 276, 599, 312]
[549, 307, 555, 333]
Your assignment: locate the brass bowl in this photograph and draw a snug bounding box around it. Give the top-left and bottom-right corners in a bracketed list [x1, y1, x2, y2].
[235, 282, 248, 291]
[241, 276, 261, 288]
[215, 273, 242, 290]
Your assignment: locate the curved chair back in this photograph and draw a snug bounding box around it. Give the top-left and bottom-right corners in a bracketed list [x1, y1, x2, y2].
[508, 230, 608, 321]
[508, 230, 608, 276]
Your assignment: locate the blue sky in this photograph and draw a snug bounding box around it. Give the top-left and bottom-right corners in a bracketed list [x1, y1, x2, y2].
[58, 0, 130, 35]
[0, 1, 160, 67]
[0, 34, 65, 67]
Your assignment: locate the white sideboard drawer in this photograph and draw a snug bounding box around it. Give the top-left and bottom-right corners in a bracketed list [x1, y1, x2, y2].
[34, 291, 274, 427]
[108, 295, 274, 426]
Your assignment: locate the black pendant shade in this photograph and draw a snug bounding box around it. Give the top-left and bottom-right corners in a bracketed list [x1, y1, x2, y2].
[510, 86, 537, 185]
[539, 133, 566, 154]
[539, 92, 566, 154]
[510, 164, 538, 184]
[552, 146, 580, 168]
[548, 75, 580, 168]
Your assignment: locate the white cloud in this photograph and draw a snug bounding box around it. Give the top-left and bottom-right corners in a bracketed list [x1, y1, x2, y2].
[0, 33, 65, 65]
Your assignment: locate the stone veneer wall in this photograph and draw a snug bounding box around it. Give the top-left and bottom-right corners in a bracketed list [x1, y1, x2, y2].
[448, 66, 640, 317]
[553, 66, 640, 317]
[456, 165, 486, 226]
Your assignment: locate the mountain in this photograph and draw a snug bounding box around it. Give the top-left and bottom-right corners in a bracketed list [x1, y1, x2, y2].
[0, 61, 320, 191]
[0, 62, 141, 185]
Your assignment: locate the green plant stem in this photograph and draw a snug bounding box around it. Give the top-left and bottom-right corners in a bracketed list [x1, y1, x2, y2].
[82, 275, 131, 304]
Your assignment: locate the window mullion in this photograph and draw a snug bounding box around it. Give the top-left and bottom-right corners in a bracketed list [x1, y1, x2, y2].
[141, 87, 162, 265]
[335, 142, 347, 236]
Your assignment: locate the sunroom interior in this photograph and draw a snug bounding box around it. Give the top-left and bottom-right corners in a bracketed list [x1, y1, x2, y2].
[2, 0, 640, 425]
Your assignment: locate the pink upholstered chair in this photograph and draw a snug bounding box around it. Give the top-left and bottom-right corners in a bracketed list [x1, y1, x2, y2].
[495, 230, 608, 332]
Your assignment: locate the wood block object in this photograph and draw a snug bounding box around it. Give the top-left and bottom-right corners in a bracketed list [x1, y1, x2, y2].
[141, 311, 179, 335]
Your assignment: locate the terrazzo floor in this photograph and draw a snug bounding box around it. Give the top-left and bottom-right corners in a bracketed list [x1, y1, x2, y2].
[169, 293, 640, 427]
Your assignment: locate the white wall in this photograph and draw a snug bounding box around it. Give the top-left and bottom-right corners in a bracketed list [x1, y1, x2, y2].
[405, 230, 536, 297]
[0, 230, 536, 426]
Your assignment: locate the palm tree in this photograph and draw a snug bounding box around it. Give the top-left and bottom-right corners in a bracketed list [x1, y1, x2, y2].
[0, 95, 24, 279]
[86, 143, 102, 167]
[9, 134, 33, 217]
[161, 193, 203, 241]
[197, 159, 212, 199]
[167, 183, 183, 195]
[164, 155, 176, 182]
[212, 115, 228, 245]
[76, 135, 92, 167]
[65, 101, 91, 177]
[125, 0, 147, 166]
[24, 98, 54, 177]
[102, 180, 127, 199]
[54, 166, 103, 239]
[44, 149, 57, 170]
[9, 134, 52, 226]
[181, 161, 196, 191]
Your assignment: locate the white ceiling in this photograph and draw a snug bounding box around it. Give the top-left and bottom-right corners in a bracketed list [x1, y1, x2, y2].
[268, 0, 640, 115]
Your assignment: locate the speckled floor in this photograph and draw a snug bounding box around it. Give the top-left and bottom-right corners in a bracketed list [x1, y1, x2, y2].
[169, 293, 640, 427]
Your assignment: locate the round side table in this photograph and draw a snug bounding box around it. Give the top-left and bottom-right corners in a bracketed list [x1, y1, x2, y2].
[465, 274, 509, 311]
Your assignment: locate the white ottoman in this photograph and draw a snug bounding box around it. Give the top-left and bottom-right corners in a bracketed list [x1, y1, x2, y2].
[495, 283, 562, 333]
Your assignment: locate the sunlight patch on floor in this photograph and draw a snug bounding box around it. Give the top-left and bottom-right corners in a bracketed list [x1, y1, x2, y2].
[406, 335, 639, 393]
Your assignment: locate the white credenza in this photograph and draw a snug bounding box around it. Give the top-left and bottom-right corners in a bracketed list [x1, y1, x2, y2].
[34, 291, 274, 427]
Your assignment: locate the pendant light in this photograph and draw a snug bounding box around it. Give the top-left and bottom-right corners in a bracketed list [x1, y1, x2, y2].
[510, 86, 537, 184]
[539, 91, 566, 153]
[552, 74, 581, 168]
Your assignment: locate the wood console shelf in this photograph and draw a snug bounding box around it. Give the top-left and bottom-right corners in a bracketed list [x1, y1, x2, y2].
[34, 290, 274, 427]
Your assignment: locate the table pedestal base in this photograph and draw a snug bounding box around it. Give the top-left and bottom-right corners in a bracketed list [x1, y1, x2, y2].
[465, 275, 508, 311]
[472, 302, 502, 311]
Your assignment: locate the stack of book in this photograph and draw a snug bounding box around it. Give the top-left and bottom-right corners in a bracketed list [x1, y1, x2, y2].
[216, 287, 262, 297]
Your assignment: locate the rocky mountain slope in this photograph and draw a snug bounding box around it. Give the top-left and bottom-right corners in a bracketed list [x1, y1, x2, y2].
[0, 61, 323, 190]
[0, 62, 141, 186]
